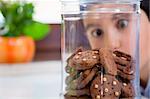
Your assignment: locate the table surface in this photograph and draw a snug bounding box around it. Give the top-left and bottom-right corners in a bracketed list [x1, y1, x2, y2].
[0, 61, 62, 99]
[0, 61, 148, 99]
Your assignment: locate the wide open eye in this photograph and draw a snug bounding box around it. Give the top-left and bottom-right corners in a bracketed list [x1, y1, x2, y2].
[117, 19, 129, 30]
[91, 28, 103, 37]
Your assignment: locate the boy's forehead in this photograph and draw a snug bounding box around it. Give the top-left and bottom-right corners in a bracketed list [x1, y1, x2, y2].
[84, 3, 134, 12]
[82, 4, 134, 20]
[83, 13, 131, 21]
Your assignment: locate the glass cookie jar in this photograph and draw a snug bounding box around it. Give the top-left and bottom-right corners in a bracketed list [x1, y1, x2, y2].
[61, 0, 141, 99]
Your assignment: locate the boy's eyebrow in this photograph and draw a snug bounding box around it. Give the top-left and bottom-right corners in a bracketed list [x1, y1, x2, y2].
[112, 13, 131, 20]
[85, 24, 99, 31]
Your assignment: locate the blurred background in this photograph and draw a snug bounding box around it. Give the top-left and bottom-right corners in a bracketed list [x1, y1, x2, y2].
[0, 0, 62, 98]
[28, 0, 61, 61]
[0, 0, 62, 62]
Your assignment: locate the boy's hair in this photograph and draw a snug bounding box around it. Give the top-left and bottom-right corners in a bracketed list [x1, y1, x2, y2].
[140, 0, 150, 21]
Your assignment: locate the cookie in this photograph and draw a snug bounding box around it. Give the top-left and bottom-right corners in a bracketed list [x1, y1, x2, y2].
[65, 65, 76, 74]
[113, 50, 131, 61]
[65, 65, 83, 78]
[68, 50, 100, 70]
[64, 94, 91, 99]
[113, 50, 135, 77]
[116, 63, 134, 75]
[65, 66, 81, 85]
[67, 67, 98, 90]
[114, 56, 131, 66]
[123, 62, 135, 75]
[117, 70, 135, 80]
[67, 47, 83, 63]
[65, 48, 136, 99]
[65, 72, 80, 85]
[99, 48, 117, 76]
[90, 74, 121, 99]
[66, 87, 90, 97]
[121, 83, 135, 97]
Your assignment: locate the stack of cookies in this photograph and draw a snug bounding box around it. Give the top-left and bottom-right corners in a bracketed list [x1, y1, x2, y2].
[65, 48, 135, 99]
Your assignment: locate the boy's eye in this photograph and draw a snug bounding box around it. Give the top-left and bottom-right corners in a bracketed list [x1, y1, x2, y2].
[91, 28, 103, 37]
[117, 19, 129, 29]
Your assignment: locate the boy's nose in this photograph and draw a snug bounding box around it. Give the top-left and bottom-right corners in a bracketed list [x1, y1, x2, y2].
[105, 33, 121, 51]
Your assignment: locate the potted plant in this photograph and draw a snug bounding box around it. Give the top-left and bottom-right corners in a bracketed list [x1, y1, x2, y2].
[0, 1, 50, 63]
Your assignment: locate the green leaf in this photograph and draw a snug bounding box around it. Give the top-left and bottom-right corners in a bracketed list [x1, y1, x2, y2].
[23, 21, 50, 41]
[0, 1, 51, 40]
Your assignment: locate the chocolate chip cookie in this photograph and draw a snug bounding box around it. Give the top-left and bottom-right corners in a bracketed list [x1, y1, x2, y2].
[68, 50, 100, 70]
[90, 74, 121, 99]
[113, 50, 131, 61]
[99, 48, 118, 76]
[67, 67, 98, 90]
[65, 47, 136, 99]
[66, 87, 90, 97]
[121, 83, 135, 98]
[64, 94, 91, 99]
[117, 69, 135, 80]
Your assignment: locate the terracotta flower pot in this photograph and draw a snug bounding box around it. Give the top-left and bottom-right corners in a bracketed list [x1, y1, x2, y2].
[0, 36, 35, 63]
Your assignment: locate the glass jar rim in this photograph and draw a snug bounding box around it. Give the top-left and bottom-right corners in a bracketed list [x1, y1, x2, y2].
[61, 0, 141, 4]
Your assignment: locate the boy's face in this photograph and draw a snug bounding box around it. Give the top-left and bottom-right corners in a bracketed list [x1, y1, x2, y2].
[83, 4, 137, 55]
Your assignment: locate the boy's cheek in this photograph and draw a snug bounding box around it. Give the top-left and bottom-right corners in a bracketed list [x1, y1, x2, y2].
[139, 10, 150, 69]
